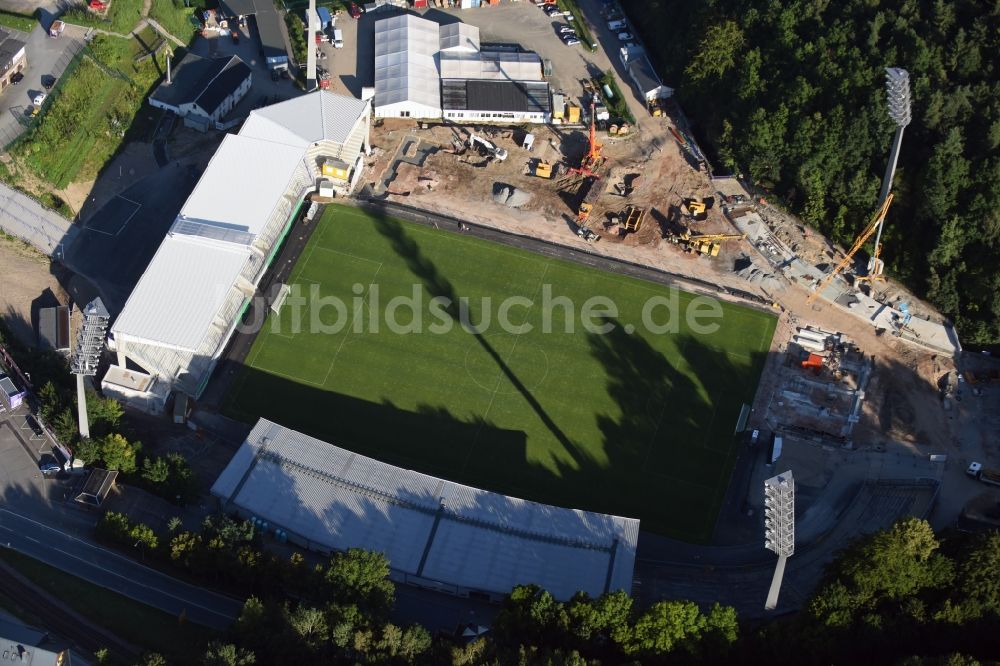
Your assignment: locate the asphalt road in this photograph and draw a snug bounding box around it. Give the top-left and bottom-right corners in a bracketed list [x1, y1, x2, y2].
[0, 507, 244, 630]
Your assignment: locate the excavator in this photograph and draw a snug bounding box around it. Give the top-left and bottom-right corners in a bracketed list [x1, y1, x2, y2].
[807, 194, 893, 304]
[467, 133, 508, 162]
[667, 230, 745, 256]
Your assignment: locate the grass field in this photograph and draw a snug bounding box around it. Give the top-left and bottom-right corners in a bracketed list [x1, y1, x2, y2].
[10, 34, 161, 189]
[226, 205, 776, 540]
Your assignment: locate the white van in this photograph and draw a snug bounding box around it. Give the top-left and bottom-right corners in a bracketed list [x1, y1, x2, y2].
[333, 28, 344, 48]
[607, 19, 626, 30]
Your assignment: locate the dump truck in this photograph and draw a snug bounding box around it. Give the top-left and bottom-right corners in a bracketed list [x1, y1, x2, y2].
[967, 462, 1000, 487]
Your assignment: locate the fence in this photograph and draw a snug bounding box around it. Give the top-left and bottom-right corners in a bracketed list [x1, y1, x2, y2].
[0, 38, 87, 151]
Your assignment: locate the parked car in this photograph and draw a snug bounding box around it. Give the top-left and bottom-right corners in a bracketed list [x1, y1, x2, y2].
[562, 36, 580, 45]
[543, 4, 560, 15]
[349, 2, 363, 18]
[32, 92, 46, 106]
[558, 25, 575, 34]
[39, 462, 61, 475]
[10, 72, 23, 84]
[42, 76, 55, 90]
[617, 32, 634, 41]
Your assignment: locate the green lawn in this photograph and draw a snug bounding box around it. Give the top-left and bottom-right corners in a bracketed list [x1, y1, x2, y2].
[65, 0, 145, 35]
[148, 0, 202, 42]
[0, 549, 214, 658]
[0, 9, 36, 33]
[10, 34, 161, 189]
[226, 205, 776, 541]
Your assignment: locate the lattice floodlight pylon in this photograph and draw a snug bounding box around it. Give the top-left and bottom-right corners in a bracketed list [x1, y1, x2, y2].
[71, 297, 110, 441]
[71, 298, 110, 376]
[764, 471, 795, 557]
[885, 67, 912, 128]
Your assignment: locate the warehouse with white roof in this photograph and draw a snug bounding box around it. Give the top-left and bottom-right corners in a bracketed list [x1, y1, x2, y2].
[373, 15, 551, 123]
[211, 419, 639, 601]
[103, 92, 371, 413]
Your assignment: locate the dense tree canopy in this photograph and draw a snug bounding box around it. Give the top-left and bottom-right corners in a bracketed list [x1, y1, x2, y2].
[622, 0, 1000, 342]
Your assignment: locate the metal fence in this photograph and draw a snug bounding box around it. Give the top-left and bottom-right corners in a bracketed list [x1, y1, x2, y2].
[0, 37, 87, 151]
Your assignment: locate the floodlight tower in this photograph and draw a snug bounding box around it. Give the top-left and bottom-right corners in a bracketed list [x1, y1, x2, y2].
[764, 470, 795, 611]
[70, 298, 109, 440]
[868, 67, 912, 278]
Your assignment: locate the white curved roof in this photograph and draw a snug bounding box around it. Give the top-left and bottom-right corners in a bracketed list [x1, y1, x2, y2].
[240, 91, 371, 148]
[212, 419, 639, 600]
[373, 14, 440, 112]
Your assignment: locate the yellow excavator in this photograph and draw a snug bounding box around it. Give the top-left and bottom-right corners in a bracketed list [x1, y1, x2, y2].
[668, 231, 745, 256]
[807, 194, 893, 304]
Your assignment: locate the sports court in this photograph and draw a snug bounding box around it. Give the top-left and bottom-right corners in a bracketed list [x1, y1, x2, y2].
[226, 205, 777, 540]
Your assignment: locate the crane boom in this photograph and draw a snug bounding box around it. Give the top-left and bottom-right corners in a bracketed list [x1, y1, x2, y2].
[807, 194, 894, 304]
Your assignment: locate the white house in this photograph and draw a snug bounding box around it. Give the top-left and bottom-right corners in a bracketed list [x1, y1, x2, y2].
[149, 54, 253, 130]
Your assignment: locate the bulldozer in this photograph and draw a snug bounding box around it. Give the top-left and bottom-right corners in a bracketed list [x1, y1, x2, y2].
[534, 160, 553, 179]
[682, 197, 712, 221]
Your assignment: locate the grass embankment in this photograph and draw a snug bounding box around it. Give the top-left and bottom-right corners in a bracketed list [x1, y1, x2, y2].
[9, 33, 161, 190]
[0, 8, 36, 33]
[0, 548, 214, 658]
[226, 205, 777, 541]
[148, 0, 205, 42]
[65, 0, 145, 34]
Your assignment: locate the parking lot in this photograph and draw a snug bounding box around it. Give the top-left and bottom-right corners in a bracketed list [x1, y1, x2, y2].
[0, 399, 68, 509]
[321, 1, 652, 126]
[0, 21, 85, 148]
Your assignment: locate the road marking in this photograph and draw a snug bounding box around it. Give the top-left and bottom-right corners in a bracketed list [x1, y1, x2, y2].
[0, 508, 241, 621]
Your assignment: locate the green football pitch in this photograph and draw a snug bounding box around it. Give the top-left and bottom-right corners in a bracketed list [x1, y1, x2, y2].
[225, 204, 777, 541]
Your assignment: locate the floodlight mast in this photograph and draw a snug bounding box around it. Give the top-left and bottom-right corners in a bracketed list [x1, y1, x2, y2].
[70, 298, 110, 440]
[764, 470, 795, 611]
[869, 67, 911, 277]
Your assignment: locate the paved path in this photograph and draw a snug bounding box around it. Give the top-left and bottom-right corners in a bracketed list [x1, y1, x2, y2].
[0, 183, 77, 257]
[0, 507, 244, 630]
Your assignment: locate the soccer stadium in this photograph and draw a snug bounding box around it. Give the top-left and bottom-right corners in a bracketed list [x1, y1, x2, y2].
[225, 204, 777, 542]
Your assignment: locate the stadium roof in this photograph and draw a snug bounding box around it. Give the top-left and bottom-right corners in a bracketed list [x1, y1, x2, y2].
[179, 133, 305, 236]
[373, 14, 441, 111]
[212, 419, 639, 600]
[111, 235, 249, 350]
[113, 91, 369, 359]
[442, 79, 551, 114]
[440, 50, 542, 81]
[439, 22, 479, 52]
[241, 92, 372, 147]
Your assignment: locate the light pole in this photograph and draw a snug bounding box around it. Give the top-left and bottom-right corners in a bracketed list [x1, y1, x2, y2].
[869, 67, 911, 278]
[764, 470, 795, 611]
[70, 298, 109, 440]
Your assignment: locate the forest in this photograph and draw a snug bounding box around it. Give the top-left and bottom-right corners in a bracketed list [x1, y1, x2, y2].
[620, 0, 1000, 343]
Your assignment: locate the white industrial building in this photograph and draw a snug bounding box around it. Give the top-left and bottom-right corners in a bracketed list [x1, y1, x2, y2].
[212, 419, 640, 601]
[373, 15, 551, 123]
[373, 14, 441, 119]
[103, 92, 371, 413]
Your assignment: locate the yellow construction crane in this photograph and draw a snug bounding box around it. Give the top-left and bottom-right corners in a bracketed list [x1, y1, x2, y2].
[807, 193, 894, 304]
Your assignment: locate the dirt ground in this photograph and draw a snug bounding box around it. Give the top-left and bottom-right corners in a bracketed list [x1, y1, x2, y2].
[0, 236, 68, 346]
